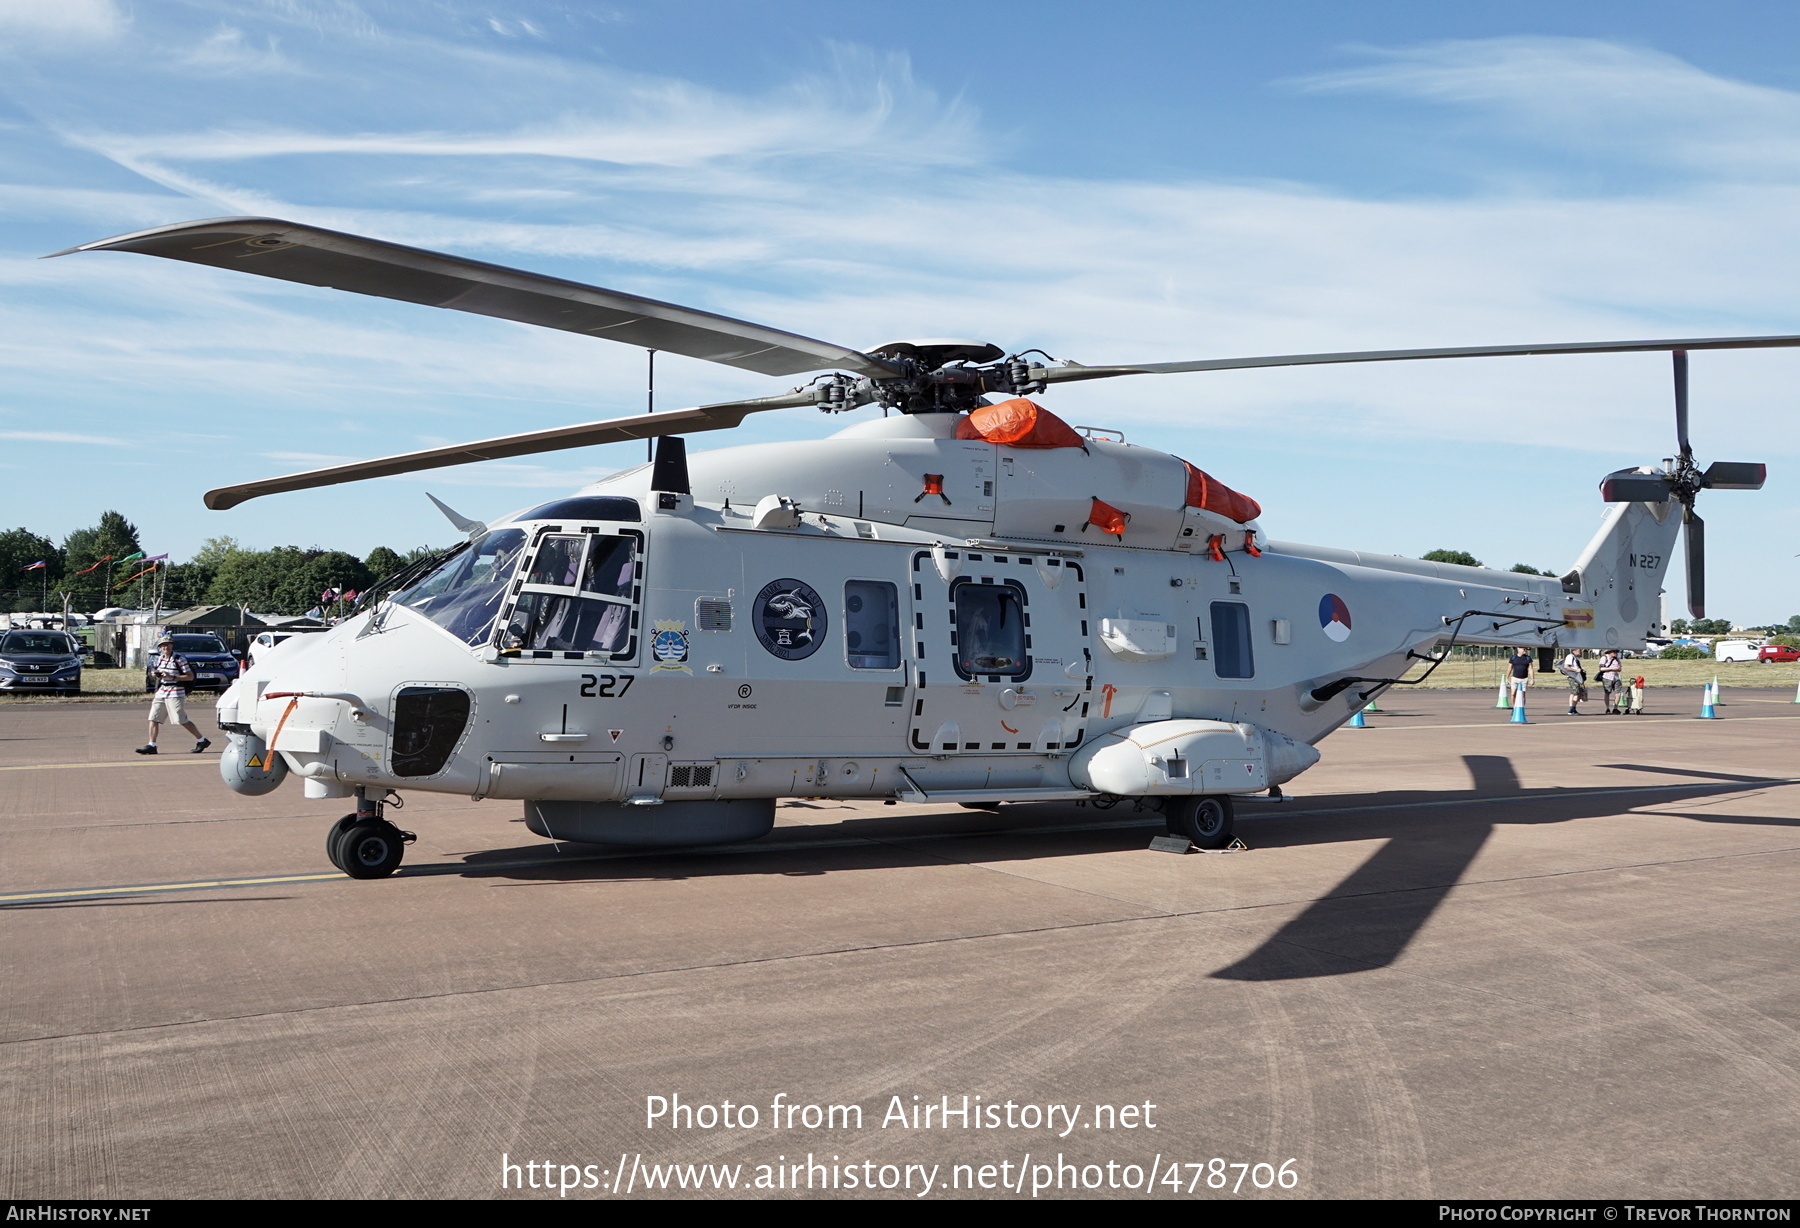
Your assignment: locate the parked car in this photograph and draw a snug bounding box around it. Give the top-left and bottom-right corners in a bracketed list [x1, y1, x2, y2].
[0, 630, 82, 694]
[144, 634, 240, 692]
[1714, 639, 1762, 663]
[1758, 644, 1800, 663]
[245, 628, 325, 669]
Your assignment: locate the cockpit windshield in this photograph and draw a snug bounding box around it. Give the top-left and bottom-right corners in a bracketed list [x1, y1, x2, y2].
[391, 528, 527, 646]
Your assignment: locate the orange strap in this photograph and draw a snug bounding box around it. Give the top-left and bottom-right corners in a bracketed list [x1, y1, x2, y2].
[266, 697, 302, 753]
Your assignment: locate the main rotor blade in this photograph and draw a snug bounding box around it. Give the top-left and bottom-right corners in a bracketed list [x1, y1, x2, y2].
[1031, 333, 1800, 384]
[51, 217, 894, 380]
[202, 390, 814, 510]
[1683, 505, 1705, 620]
[1673, 349, 1690, 458]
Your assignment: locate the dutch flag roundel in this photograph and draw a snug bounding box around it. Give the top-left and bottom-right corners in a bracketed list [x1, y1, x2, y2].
[1319, 593, 1352, 642]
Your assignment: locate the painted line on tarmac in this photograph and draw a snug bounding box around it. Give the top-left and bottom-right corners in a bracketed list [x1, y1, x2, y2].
[0, 757, 216, 772]
[4, 775, 1795, 907]
[1346, 713, 1800, 732]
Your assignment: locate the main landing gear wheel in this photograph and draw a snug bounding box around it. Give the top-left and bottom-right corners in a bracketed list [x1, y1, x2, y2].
[334, 819, 414, 879]
[1168, 795, 1235, 849]
[325, 814, 358, 871]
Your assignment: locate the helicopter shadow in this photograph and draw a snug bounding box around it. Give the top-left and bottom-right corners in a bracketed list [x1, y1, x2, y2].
[442, 756, 1793, 982]
[1208, 755, 1797, 981]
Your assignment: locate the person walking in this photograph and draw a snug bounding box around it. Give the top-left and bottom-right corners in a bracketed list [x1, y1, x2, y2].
[1558, 647, 1588, 715]
[1507, 646, 1534, 703]
[137, 634, 211, 755]
[1597, 648, 1624, 714]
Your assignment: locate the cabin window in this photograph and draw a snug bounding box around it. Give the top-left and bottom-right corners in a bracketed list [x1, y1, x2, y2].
[952, 580, 1030, 679]
[844, 580, 899, 670]
[1210, 601, 1254, 679]
[501, 529, 641, 657]
[391, 528, 528, 647]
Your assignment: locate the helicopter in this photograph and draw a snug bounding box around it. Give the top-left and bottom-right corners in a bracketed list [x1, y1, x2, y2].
[53, 217, 1786, 877]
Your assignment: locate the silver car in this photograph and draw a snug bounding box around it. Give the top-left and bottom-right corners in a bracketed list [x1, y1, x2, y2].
[0, 630, 83, 694]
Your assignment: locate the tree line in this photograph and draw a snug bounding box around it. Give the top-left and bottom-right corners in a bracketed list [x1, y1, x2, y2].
[0, 511, 442, 616]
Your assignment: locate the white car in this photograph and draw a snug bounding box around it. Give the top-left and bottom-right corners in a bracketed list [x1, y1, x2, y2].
[1715, 639, 1762, 663]
[246, 628, 325, 669]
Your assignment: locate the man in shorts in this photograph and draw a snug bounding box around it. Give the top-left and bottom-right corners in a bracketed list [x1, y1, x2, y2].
[1597, 648, 1624, 713]
[137, 635, 211, 755]
[1507, 646, 1534, 701]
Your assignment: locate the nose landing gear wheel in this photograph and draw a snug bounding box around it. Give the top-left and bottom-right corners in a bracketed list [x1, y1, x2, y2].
[333, 819, 414, 879]
[1168, 794, 1235, 849]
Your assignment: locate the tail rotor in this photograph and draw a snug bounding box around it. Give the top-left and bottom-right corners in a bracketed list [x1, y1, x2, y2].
[1600, 350, 1764, 619]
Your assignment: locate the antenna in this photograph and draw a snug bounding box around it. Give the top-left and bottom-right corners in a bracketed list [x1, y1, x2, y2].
[646, 348, 656, 462]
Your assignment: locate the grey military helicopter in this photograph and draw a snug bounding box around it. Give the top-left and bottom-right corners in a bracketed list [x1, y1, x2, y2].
[56, 218, 1783, 877]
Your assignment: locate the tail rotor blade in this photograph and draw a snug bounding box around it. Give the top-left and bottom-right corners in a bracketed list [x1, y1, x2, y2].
[1702, 460, 1766, 490]
[1683, 505, 1705, 619]
[1673, 349, 1691, 458]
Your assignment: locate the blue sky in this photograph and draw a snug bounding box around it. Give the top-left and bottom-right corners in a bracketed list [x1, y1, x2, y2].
[3, 1, 1799, 623]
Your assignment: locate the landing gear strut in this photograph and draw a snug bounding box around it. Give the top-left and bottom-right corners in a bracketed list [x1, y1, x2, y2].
[327, 788, 415, 879]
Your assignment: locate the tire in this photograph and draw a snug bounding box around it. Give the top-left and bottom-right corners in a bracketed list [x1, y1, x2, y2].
[325, 814, 359, 871]
[1168, 794, 1235, 849]
[336, 820, 405, 879]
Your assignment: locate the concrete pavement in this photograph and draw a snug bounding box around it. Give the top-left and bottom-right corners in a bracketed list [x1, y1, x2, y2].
[2, 691, 1796, 1199]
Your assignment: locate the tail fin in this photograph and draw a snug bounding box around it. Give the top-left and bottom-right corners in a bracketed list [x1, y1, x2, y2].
[1558, 490, 1681, 649]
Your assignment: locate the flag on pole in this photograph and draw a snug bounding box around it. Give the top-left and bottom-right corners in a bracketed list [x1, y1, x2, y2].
[74, 555, 113, 575]
[23, 560, 46, 571]
[114, 551, 145, 566]
[142, 554, 168, 562]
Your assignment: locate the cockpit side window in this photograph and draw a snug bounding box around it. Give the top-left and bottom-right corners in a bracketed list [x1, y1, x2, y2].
[501, 528, 643, 658]
[582, 536, 636, 599]
[526, 536, 584, 587]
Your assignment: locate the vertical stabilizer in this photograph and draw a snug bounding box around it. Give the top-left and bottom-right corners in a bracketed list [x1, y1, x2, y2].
[1559, 496, 1681, 648]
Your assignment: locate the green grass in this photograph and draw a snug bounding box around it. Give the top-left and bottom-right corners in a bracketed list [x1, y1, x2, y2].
[0, 666, 221, 704]
[1401, 656, 1800, 690]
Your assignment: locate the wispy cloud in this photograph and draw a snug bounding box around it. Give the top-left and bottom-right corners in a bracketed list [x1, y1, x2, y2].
[0, 429, 127, 445]
[1297, 37, 1800, 179]
[3, 17, 1799, 614]
[181, 25, 296, 75]
[0, 0, 124, 42]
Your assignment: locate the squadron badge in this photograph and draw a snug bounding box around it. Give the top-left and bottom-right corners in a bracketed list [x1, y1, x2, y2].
[650, 619, 692, 673]
[754, 579, 826, 661]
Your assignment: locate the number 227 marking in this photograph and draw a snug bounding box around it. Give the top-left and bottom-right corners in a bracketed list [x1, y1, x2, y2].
[579, 674, 635, 698]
